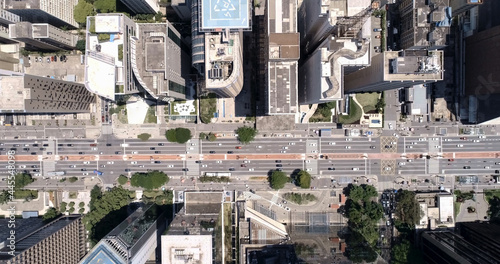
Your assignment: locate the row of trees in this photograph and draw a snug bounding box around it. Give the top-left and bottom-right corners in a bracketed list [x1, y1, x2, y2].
[130, 171, 169, 190]
[164, 126, 258, 144]
[268, 170, 312, 190]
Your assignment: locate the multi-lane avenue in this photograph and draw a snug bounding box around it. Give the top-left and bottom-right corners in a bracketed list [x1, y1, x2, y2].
[1, 135, 499, 185]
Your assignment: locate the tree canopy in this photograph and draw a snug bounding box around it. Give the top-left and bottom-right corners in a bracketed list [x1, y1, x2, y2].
[236, 126, 258, 144]
[296, 170, 312, 189]
[137, 133, 151, 141]
[117, 175, 128, 185]
[15, 173, 34, 189]
[130, 170, 169, 190]
[42, 207, 61, 223]
[392, 239, 411, 264]
[74, 0, 95, 25]
[93, 0, 116, 13]
[166, 128, 192, 143]
[89, 185, 102, 211]
[395, 190, 422, 228]
[269, 170, 288, 190]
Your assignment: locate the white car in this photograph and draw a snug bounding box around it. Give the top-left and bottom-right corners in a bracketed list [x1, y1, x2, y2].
[83, 172, 89, 176]
[310, 143, 317, 146]
[216, 160, 222, 163]
[345, 146, 351, 149]
[352, 168, 359, 171]
[130, 161, 137, 164]
[218, 143, 222, 146]
[418, 138, 426, 141]
[479, 135, 486, 139]
[399, 162, 406, 166]
[281, 150, 287, 153]
[107, 161, 114, 164]
[248, 168, 254, 171]
[191, 143, 196, 146]
[201, 164, 207, 167]
[168, 165, 174, 168]
[132, 151, 138, 154]
[444, 139, 451, 141]
[19, 165, 26, 168]
[328, 142, 336, 145]
[407, 159, 413, 162]
[305, 160, 311, 163]
[243, 160, 250, 163]
[257, 146, 262, 148]
[456, 144, 463, 147]
[384, 167, 391, 171]
[288, 142, 295, 145]
[283, 147, 288, 150]
[139, 165, 145, 168]
[346, 138, 352, 141]
[473, 140, 480, 143]
[83, 161, 90, 164]
[391, 141, 397, 145]
[435, 145, 441, 148]
[306, 168, 312, 172]
[70, 165, 76, 168]
[388, 123, 393, 129]
[485, 166, 490, 169]
[311, 150, 318, 153]
[92, 147, 98, 150]
[406, 146, 413, 149]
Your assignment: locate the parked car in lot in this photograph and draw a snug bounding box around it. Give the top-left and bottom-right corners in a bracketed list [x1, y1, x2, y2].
[373, 28, 382, 32]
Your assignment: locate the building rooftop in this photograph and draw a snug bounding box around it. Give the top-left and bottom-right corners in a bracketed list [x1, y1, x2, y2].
[161, 235, 213, 264]
[204, 31, 242, 89]
[184, 191, 223, 215]
[200, 0, 251, 30]
[386, 50, 444, 81]
[0, 215, 81, 260]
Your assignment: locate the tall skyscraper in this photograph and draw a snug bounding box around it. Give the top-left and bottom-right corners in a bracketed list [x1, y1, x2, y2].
[84, 14, 190, 101]
[4, 0, 79, 29]
[450, 0, 483, 16]
[0, 69, 95, 113]
[344, 50, 444, 93]
[399, 0, 452, 50]
[9, 22, 78, 51]
[119, 0, 160, 14]
[79, 204, 167, 264]
[0, 215, 86, 264]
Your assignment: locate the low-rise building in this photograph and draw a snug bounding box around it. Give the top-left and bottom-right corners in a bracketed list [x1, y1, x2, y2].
[9, 22, 78, 51]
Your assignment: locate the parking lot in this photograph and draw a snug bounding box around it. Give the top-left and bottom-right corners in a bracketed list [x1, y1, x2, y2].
[24, 54, 85, 83]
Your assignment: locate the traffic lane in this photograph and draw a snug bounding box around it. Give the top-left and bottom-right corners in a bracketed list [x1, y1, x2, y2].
[199, 160, 305, 173]
[201, 143, 306, 154]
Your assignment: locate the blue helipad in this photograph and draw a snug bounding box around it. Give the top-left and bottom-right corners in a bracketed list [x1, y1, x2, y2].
[201, 0, 250, 29]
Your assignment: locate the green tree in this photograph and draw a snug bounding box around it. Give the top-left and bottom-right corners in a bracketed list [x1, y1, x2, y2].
[89, 185, 102, 211]
[137, 133, 151, 141]
[208, 132, 217, 141]
[154, 191, 173, 205]
[154, 11, 163, 22]
[42, 207, 61, 223]
[395, 190, 422, 228]
[69, 201, 75, 207]
[74, 0, 95, 25]
[488, 197, 500, 223]
[269, 170, 288, 190]
[199, 132, 207, 140]
[375, 98, 386, 113]
[236, 126, 258, 144]
[68, 207, 75, 214]
[79, 208, 85, 214]
[392, 239, 411, 264]
[117, 175, 128, 185]
[130, 170, 169, 190]
[20, 48, 30, 57]
[93, 0, 116, 13]
[165, 129, 177, 142]
[15, 173, 34, 189]
[68, 177, 78, 183]
[296, 170, 312, 189]
[60, 202, 67, 212]
[76, 39, 86, 52]
[0, 190, 10, 205]
[79, 202, 85, 208]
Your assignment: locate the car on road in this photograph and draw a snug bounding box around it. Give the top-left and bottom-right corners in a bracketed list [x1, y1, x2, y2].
[496, 170, 500, 174]
[229, 168, 235, 171]
[479, 135, 486, 139]
[464, 166, 471, 169]
[106, 143, 112, 146]
[131, 161, 137, 164]
[168, 164, 174, 167]
[352, 168, 359, 171]
[399, 162, 405, 165]
[485, 166, 490, 169]
[257, 146, 262, 148]
[78, 152, 85, 154]
[202, 164, 207, 167]
[139, 165, 145, 168]
[67, 144, 73, 147]
[235, 146, 242, 149]
[158, 143, 164, 146]
[329, 142, 336, 145]
[385, 145, 391, 149]
[288, 142, 295, 145]
[243, 160, 250, 163]
[456, 144, 463, 147]
[460, 137, 467, 140]
[19, 165, 26, 168]
[418, 138, 426, 141]
[370, 146, 376, 149]
[375, 35, 381, 39]
[345, 146, 351, 149]
[373, 28, 382, 32]
[345, 138, 352, 141]
[210, 151, 216, 154]
[407, 159, 413, 162]
[150, 147, 155, 150]
[248, 168, 254, 171]
[310, 143, 317, 146]
[281, 150, 287, 153]
[182, 168, 189, 172]
[100, 165, 106, 168]
[406, 146, 413, 149]
[83, 161, 90, 164]
[227, 151, 234, 154]
[132, 151, 138, 154]
[83, 173, 89, 176]
[391, 141, 397, 145]
[276, 168, 283, 171]
[328, 167, 335, 170]
[107, 161, 114, 164]
[435, 145, 441, 148]
[125, 169, 131, 172]
[276, 160, 282, 163]
[276, 164, 283, 167]
[81, 168, 87, 171]
[154, 151, 161, 154]
[473, 140, 480, 143]
[384, 167, 391, 171]
[216, 160, 222, 163]
[306, 168, 312, 171]
[241, 164, 247, 167]
[154, 161, 161, 164]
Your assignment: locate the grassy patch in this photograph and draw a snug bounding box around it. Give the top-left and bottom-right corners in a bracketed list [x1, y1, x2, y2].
[310, 102, 336, 122]
[223, 203, 232, 262]
[14, 190, 38, 200]
[109, 104, 128, 124]
[356, 93, 380, 113]
[454, 202, 461, 220]
[249, 177, 268, 181]
[118, 44, 123, 61]
[338, 97, 362, 124]
[200, 93, 217, 123]
[283, 192, 317, 205]
[144, 106, 157, 123]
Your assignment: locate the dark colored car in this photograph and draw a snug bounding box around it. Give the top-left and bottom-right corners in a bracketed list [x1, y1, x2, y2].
[209, 151, 216, 154]
[23, 148, 29, 151]
[33, 144, 39, 147]
[81, 168, 87, 171]
[158, 143, 164, 146]
[182, 168, 189, 172]
[154, 151, 161, 154]
[276, 164, 283, 167]
[106, 143, 112, 146]
[30, 152, 37, 155]
[463, 166, 471, 169]
[275, 160, 282, 163]
[58, 144, 63, 146]
[39, 148, 46, 151]
[67, 144, 73, 147]
[31, 165, 38, 168]
[154, 161, 161, 164]
[125, 169, 131, 172]
[150, 147, 156, 150]
[115, 151, 121, 154]
[227, 151, 234, 154]
[43, 144, 49, 147]
[229, 168, 235, 171]
[78, 152, 85, 154]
